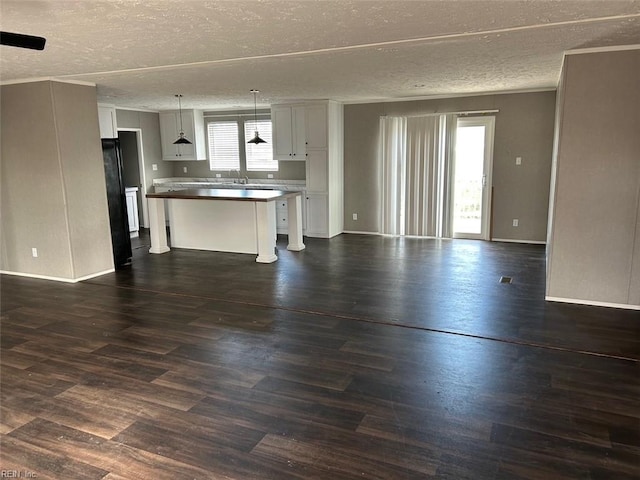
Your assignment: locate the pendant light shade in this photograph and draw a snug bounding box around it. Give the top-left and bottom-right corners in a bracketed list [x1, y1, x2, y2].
[247, 132, 267, 144]
[247, 89, 266, 144]
[173, 94, 192, 145]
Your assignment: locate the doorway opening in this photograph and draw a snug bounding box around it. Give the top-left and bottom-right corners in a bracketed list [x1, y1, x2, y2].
[117, 129, 149, 229]
[452, 117, 495, 240]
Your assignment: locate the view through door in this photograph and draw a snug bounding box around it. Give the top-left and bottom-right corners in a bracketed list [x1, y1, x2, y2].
[453, 117, 495, 240]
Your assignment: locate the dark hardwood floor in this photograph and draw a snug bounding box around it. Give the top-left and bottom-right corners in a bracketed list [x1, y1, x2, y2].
[1, 231, 639, 479]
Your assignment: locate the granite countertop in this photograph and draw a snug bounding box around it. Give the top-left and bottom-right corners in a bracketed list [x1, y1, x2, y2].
[147, 188, 301, 202]
[153, 177, 306, 191]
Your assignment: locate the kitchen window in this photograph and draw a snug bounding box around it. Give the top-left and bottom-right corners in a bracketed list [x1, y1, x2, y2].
[207, 121, 240, 170]
[207, 116, 277, 172]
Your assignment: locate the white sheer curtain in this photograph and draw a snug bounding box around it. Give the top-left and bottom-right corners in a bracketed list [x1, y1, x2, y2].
[379, 114, 457, 237]
[380, 116, 406, 235]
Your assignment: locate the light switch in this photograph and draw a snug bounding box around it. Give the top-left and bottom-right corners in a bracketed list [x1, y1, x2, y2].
[152, 164, 158, 171]
[516, 157, 522, 165]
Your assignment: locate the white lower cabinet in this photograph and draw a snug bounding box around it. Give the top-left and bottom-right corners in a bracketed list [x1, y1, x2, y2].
[276, 200, 288, 234]
[305, 193, 329, 237]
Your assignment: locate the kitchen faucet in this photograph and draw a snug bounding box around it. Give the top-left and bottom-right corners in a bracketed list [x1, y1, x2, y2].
[232, 169, 249, 184]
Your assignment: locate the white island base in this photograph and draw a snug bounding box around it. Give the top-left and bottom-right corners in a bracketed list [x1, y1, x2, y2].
[146, 189, 305, 263]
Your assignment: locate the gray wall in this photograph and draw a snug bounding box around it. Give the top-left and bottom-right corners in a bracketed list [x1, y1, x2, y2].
[1, 81, 113, 280]
[116, 109, 170, 189]
[343, 91, 557, 241]
[547, 49, 640, 307]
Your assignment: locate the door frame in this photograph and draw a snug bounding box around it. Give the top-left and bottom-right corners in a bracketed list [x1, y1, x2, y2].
[452, 116, 495, 240]
[117, 128, 149, 228]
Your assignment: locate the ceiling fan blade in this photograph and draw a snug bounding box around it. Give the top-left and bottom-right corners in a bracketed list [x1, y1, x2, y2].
[0, 31, 46, 50]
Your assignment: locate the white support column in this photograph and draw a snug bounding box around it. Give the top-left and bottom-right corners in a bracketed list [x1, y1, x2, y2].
[147, 197, 170, 254]
[255, 201, 278, 263]
[287, 193, 306, 251]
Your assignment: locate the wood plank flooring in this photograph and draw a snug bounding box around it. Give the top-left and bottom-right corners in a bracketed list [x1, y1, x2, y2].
[1, 232, 639, 479]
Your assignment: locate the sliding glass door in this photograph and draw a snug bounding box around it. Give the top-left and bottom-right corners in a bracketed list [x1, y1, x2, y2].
[452, 117, 495, 240]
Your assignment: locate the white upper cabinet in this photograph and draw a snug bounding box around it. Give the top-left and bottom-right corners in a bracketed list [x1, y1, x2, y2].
[97, 104, 117, 139]
[159, 109, 207, 161]
[272, 105, 307, 161]
[271, 100, 343, 238]
[304, 104, 328, 149]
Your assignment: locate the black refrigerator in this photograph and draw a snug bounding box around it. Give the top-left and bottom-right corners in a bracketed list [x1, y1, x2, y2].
[102, 138, 132, 268]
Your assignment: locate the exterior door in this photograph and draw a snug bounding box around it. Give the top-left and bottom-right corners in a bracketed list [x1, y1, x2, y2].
[452, 116, 495, 240]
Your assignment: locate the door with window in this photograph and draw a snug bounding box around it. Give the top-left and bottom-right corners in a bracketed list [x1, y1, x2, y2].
[452, 117, 495, 240]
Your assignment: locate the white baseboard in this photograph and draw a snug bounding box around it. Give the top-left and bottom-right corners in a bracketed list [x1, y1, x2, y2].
[342, 230, 381, 236]
[0, 268, 115, 284]
[492, 238, 546, 245]
[546, 296, 640, 311]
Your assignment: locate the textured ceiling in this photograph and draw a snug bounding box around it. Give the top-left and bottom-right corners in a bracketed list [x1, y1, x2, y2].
[1, 0, 639, 111]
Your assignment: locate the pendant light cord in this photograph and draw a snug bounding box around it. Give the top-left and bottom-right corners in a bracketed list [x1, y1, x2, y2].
[177, 94, 185, 134]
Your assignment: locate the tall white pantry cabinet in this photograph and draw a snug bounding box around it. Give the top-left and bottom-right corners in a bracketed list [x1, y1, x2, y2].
[271, 101, 343, 238]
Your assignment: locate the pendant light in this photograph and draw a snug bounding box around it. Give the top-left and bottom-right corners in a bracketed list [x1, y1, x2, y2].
[247, 89, 266, 144]
[173, 94, 192, 145]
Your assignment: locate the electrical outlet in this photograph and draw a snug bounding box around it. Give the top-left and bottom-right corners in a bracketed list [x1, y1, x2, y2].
[267, 174, 274, 179]
[32, 247, 38, 258]
[215, 173, 222, 178]
[512, 219, 519, 227]
[353, 213, 358, 221]
[515, 156, 522, 165]
[183, 167, 188, 173]
[152, 164, 158, 171]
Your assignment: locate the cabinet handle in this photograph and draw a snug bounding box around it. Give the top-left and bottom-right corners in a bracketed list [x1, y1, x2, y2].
[289, 153, 292, 156]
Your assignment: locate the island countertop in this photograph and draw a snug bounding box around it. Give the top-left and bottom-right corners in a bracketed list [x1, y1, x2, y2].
[147, 188, 299, 202]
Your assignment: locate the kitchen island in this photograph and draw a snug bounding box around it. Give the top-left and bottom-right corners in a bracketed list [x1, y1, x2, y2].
[146, 188, 305, 263]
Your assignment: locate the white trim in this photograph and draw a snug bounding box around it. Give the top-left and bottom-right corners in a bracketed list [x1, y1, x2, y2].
[492, 238, 546, 245]
[382, 109, 499, 118]
[1, 269, 115, 284]
[0, 77, 96, 87]
[113, 106, 160, 113]
[564, 44, 640, 56]
[344, 88, 556, 105]
[546, 296, 640, 311]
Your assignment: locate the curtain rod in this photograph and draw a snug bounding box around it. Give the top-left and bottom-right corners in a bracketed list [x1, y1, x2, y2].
[382, 109, 499, 118]
[204, 112, 270, 119]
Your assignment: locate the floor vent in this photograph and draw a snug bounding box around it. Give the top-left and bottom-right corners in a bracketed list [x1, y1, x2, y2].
[499, 276, 513, 284]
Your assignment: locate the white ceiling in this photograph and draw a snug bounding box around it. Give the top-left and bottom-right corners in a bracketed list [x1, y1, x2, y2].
[1, 0, 639, 111]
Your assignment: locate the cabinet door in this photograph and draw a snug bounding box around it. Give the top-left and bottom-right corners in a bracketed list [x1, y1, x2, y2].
[159, 113, 181, 160]
[272, 106, 294, 160]
[305, 104, 327, 149]
[305, 193, 328, 237]
[176, 111, 197, 160]
[291, 106, 307, 159]
[306, 150, 328, 193]
[98, 106, 117, 139]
